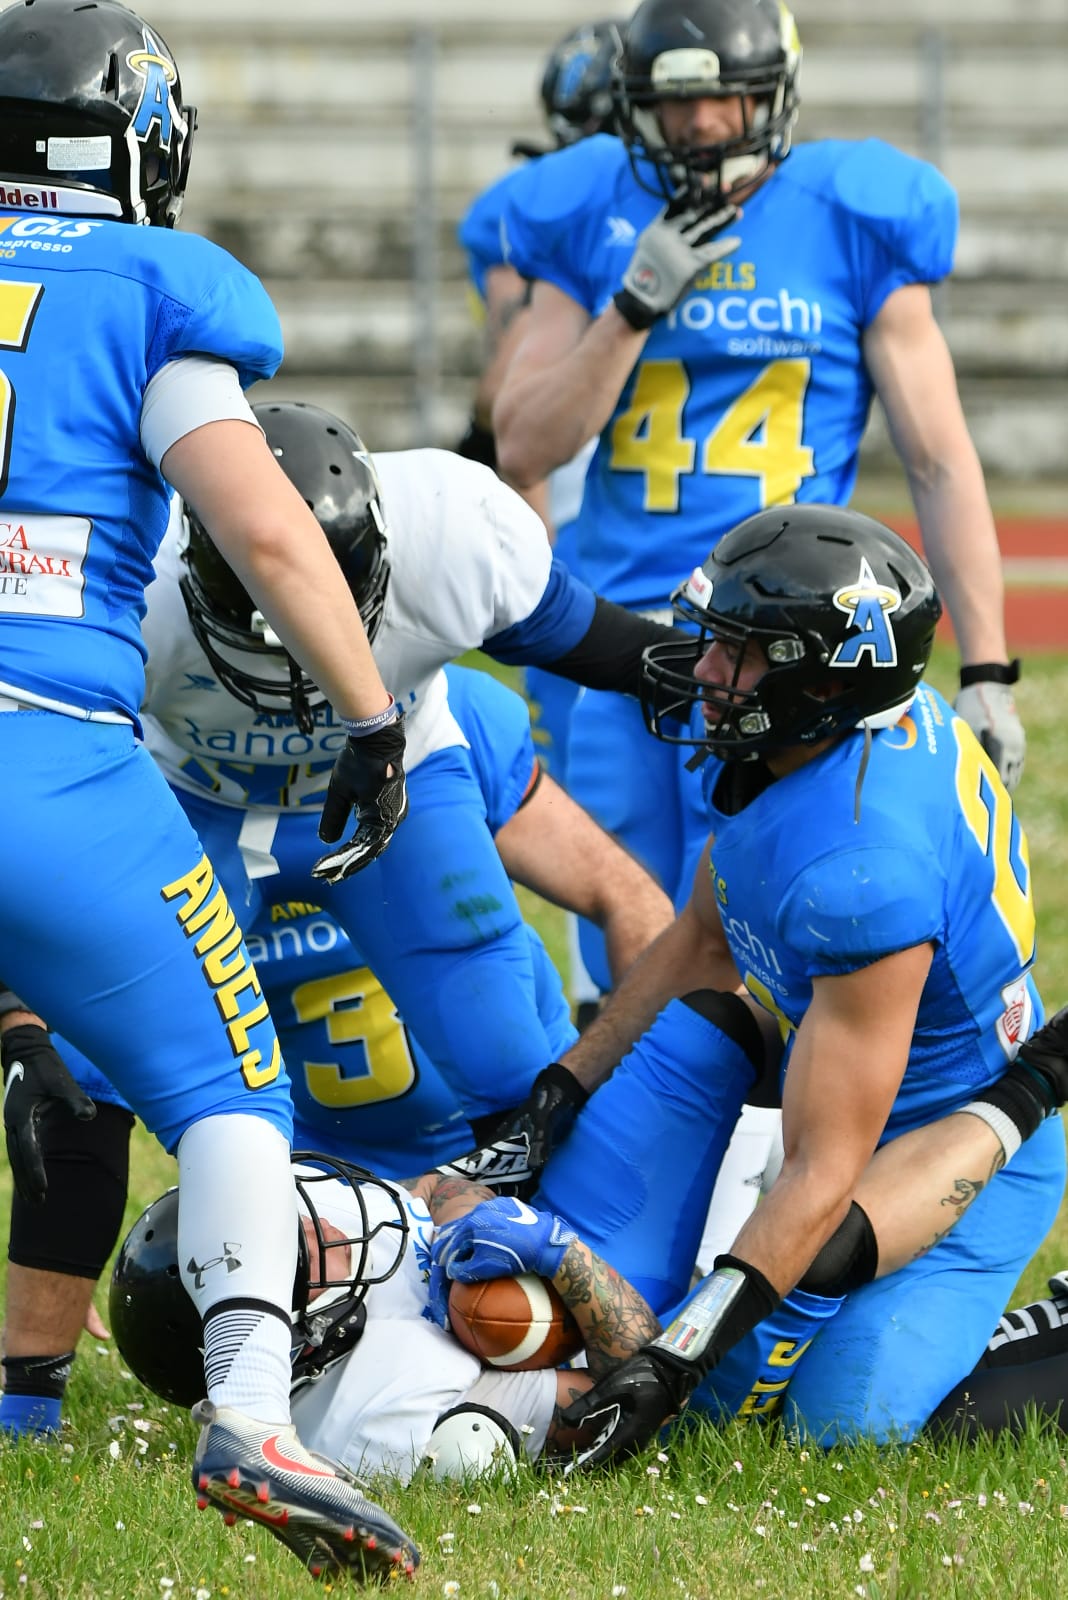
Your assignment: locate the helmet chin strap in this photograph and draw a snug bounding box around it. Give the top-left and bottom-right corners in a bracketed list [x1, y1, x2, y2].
[851, 693, 918, 823]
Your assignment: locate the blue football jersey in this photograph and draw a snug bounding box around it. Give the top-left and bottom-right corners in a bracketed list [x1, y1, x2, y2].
[0, 212, 282, 722]
[701, 686, 1038, 1137]
[501, 135, 957, 610]
[458, 165, 527, 300]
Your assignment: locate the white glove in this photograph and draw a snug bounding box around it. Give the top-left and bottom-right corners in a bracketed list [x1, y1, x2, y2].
[955, 666, 1025, 792]
[614, 192, 740, 331]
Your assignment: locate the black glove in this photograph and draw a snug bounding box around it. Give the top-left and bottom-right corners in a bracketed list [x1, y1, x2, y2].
[2, 1023, 96, 1206]
[558, 1346, 697, 1469]
[312, 714, 408, 884]
[434, 1062, 589, 1199]
[559, 1255, 780, 1468]
[614, 190, 740, 332]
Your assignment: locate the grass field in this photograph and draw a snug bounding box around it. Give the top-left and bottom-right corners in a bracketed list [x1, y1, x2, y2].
[2, 645, 1068, 1598]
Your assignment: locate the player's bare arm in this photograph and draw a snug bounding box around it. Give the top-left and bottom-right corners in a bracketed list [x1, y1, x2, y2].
[731, 944, 934, 1293]
[475, 265, 534, 431]
[543, 1236, 662, 1457]
[850, 1112, 1006, 1272]
[495, 770, 674, 986]
[863, 283, 1008, 671]
[554, 1239, 662, 1381]
[404, 1171, 498, 1227]
[493, 280, 649, 488]
[558, 837, 746, 1093]
[162, 420, 393, 724]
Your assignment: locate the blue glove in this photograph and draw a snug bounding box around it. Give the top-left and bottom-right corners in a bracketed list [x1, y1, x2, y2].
[432, 1197, 576, 1287]
[422, 1254, 452, 1331]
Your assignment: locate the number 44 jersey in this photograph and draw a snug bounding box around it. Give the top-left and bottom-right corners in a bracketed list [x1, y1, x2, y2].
[500, 135, 956, 611]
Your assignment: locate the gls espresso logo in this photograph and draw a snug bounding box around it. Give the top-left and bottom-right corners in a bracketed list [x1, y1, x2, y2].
[0, 214, 100, 242]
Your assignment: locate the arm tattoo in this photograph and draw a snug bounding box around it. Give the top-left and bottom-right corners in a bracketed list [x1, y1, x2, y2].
[400, 1172, 495, 1222]
[910, 1152, 1006, 1260]
[555, 1241, 660, 1381]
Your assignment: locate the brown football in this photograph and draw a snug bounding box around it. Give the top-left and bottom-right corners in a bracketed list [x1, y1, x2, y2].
[448, 1272, 584, 1370]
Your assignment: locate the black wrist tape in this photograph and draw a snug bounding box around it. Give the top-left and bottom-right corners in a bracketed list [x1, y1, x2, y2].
[612, 287, 659, 332]
[959, 659, 1020, 689]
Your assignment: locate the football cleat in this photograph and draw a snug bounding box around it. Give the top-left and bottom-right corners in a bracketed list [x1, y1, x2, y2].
[191, 1400, 418, 1581]
[984, 1273, 1068, 1369]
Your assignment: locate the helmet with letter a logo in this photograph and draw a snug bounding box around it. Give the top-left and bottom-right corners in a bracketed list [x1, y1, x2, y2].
[641, 503, 942, 760]
[0, 0, 196, 226]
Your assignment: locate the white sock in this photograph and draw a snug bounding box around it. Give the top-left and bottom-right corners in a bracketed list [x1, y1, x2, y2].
[177, 1114, 297, 1423]
[696, 1105, 783, 1274]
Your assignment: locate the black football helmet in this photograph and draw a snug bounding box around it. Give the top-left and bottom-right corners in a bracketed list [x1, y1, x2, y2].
[641, 504, 942, 761]
[614, 0, 801, 201]
[180, 401, 391, 735]
[0, 0, 195, 226]
[108, 1154, 410, 1408]
[541, 20, 623, 145]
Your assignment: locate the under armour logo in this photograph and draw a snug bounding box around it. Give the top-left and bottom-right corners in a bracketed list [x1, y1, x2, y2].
[605, 215, 636, 246]
[187, 1245, 242, 1289]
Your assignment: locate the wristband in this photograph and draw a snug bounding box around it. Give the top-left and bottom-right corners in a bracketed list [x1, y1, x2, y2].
[652, 1254, 780, 1379]
[959, 1101, 1022, 1165]
[612, 287, 659, 333]
[339, 696, 402, 737]
[959, 659, 1020, 689]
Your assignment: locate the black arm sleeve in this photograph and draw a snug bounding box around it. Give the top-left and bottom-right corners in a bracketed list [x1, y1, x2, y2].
[544, 598, 688, 700]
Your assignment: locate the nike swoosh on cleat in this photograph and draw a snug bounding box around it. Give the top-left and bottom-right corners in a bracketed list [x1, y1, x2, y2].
[260, 1433, 339, 1477]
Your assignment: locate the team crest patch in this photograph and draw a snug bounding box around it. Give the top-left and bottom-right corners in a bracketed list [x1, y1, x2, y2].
[126, 26, 184, 151]
[829, 558, 901, 669]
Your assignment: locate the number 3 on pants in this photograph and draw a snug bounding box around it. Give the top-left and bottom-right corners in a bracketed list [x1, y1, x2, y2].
[0, 279, 44, 494]
[290, 967, 417, 1108]
[610, 357, 815, 512]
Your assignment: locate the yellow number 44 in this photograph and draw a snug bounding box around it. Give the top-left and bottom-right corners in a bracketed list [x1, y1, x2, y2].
[610, 356, 815, 512]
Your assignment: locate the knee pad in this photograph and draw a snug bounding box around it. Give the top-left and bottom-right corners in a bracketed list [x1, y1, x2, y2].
[8, 1102, 135, 1277]
[422, 1404, 520, 1480]
[797, 1202, 878, 1297]
[680, 990, 766, 1080]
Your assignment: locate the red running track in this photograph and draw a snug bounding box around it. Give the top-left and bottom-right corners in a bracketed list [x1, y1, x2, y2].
[882, 516, 1067, 652]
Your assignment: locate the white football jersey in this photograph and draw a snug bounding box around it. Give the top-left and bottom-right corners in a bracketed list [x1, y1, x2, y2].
[140, 450, 553, 808]
[290, 1175, 555, 1482]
